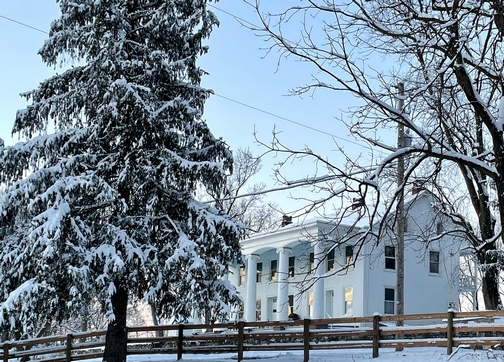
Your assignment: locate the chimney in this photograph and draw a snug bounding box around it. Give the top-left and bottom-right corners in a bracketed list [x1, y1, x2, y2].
[351, 198, 364, 210]
[412, 180, 425, 195]
[281, 215, 292, 227]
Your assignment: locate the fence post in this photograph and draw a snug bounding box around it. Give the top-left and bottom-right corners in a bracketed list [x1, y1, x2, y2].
[372, 314, 380, 358]
[303, 318, 310, 362]
[177, 324, 184, 360]
[447, 310, 454, 355]
[66, 334, 73, 362]
[3, 343, 9, 362]
[237, 320, 244, 362]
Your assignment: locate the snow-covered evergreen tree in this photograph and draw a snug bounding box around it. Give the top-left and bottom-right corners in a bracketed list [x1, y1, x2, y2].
[0, 0, 243, 360]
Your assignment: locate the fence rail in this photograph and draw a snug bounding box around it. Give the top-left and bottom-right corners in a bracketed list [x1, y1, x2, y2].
[1, 310, 504, 362]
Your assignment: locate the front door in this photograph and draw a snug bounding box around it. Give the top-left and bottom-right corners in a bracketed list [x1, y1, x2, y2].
[325, 290, 334, 318]
[267, 297, 277, 321]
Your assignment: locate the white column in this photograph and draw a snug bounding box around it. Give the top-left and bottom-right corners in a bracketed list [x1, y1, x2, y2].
[245, 254, 259, 322]
[276, 247, 292, 321]
[312, 242, 325, 319]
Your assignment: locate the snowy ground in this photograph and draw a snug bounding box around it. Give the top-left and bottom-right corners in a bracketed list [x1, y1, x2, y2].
[83, 347, 504, 361]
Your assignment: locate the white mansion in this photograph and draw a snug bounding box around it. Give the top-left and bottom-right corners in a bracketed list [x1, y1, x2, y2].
[228, 191, 468, 322]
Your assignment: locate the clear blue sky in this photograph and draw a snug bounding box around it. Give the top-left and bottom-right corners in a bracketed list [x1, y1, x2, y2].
[0, 1, 383, 215]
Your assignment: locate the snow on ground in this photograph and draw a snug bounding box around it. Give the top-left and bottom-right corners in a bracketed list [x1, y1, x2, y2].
[84, 347, 504, 361]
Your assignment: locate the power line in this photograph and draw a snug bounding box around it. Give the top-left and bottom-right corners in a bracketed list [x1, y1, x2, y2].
[0, 9, 381, 200]
[213, 93, 363, 146]
[0, 11, 365, 147]
[0, 5, 256, 36]
[0, 14, 48, 34]
[206, 165, 379, 203]
[207, 6, 368, 147]
[208, 4, 261, 29]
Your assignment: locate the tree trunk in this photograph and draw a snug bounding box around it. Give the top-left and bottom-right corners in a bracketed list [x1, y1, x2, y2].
[204, 306, 213, 333]
[103, 286, 128, 362]
[149, 302, 163, 338]
[479, 244, 501, 310]
[482, 269, 500, 310]
[477, 245, 501, 310]
[80, 304, 89, 344]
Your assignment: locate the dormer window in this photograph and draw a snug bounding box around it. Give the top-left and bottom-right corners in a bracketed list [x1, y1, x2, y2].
[385, 246, 396, 270]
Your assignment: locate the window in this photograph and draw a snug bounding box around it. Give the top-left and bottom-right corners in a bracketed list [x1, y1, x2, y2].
[239, 265, 245, 286]
[256, 262, 262, 283]
[308, 291, 314, 317]
[270, 259, 278, 281]
[327, 249, 335, 271]
[309, 252, 315, 274]
[346, 245, 354, 266]
[429, 251, 440, 274]
[385, 246, 396, 270]
[344, 287, 353, 315]
[403, 217, 409, 233]
[256, 299, 261, 321]
[436, 222, 444, 235]
[384, 288, 395, 314]
[288, 294, 294, 315]
[289, 256, 295, 277]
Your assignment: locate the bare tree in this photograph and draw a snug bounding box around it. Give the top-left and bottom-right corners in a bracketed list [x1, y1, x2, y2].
[246, 0, 504, 309]
[211, 147, 280, 234]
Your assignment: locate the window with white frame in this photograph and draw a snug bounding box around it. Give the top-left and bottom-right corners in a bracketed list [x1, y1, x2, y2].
[256, 299, 261, 321]
[344, 287, 353, 315]
[384, 288, 395, 314]
[239, 265, 245, 286]
[327, 249, 335, 271]
[385, 246, 396, 270]
[256, 262, 262, 283]
[270, 259, 278, 281]
[346, 245, 354, 266]
[289, 256, 295, 277]
[308, 291, 314, 317]
[436, 222, 444, 235]
[288, 294, 294, 315]
[429, 250, 440, 274]
[309, 252, 314, 274]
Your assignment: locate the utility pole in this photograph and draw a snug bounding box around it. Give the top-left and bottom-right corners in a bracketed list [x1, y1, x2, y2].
[396, 83, 405, 351]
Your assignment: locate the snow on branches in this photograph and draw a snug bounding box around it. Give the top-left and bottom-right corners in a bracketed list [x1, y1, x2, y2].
[0, 0, 243, 346]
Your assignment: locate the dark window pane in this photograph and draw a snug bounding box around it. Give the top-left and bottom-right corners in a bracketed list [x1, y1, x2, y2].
[346, 246, 354, 257]
[430, 251, 439, 262]
[289, 256, 295, 277]
[327, 259, 335, 271]
[289, 256, 295, 267]
[346, 245, 354, 266]
[429, 251, 440, 274]
[385, 246, 396, 270]
[385, 246, 395, 257]
[327, 249, 335, 272]
[271, 260, 277, 281]
[385, 258, 396, 270]
[385, 288, 395, 301]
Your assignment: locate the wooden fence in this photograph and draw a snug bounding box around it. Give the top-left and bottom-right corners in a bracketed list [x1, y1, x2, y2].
[1, 310, 504, 362]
